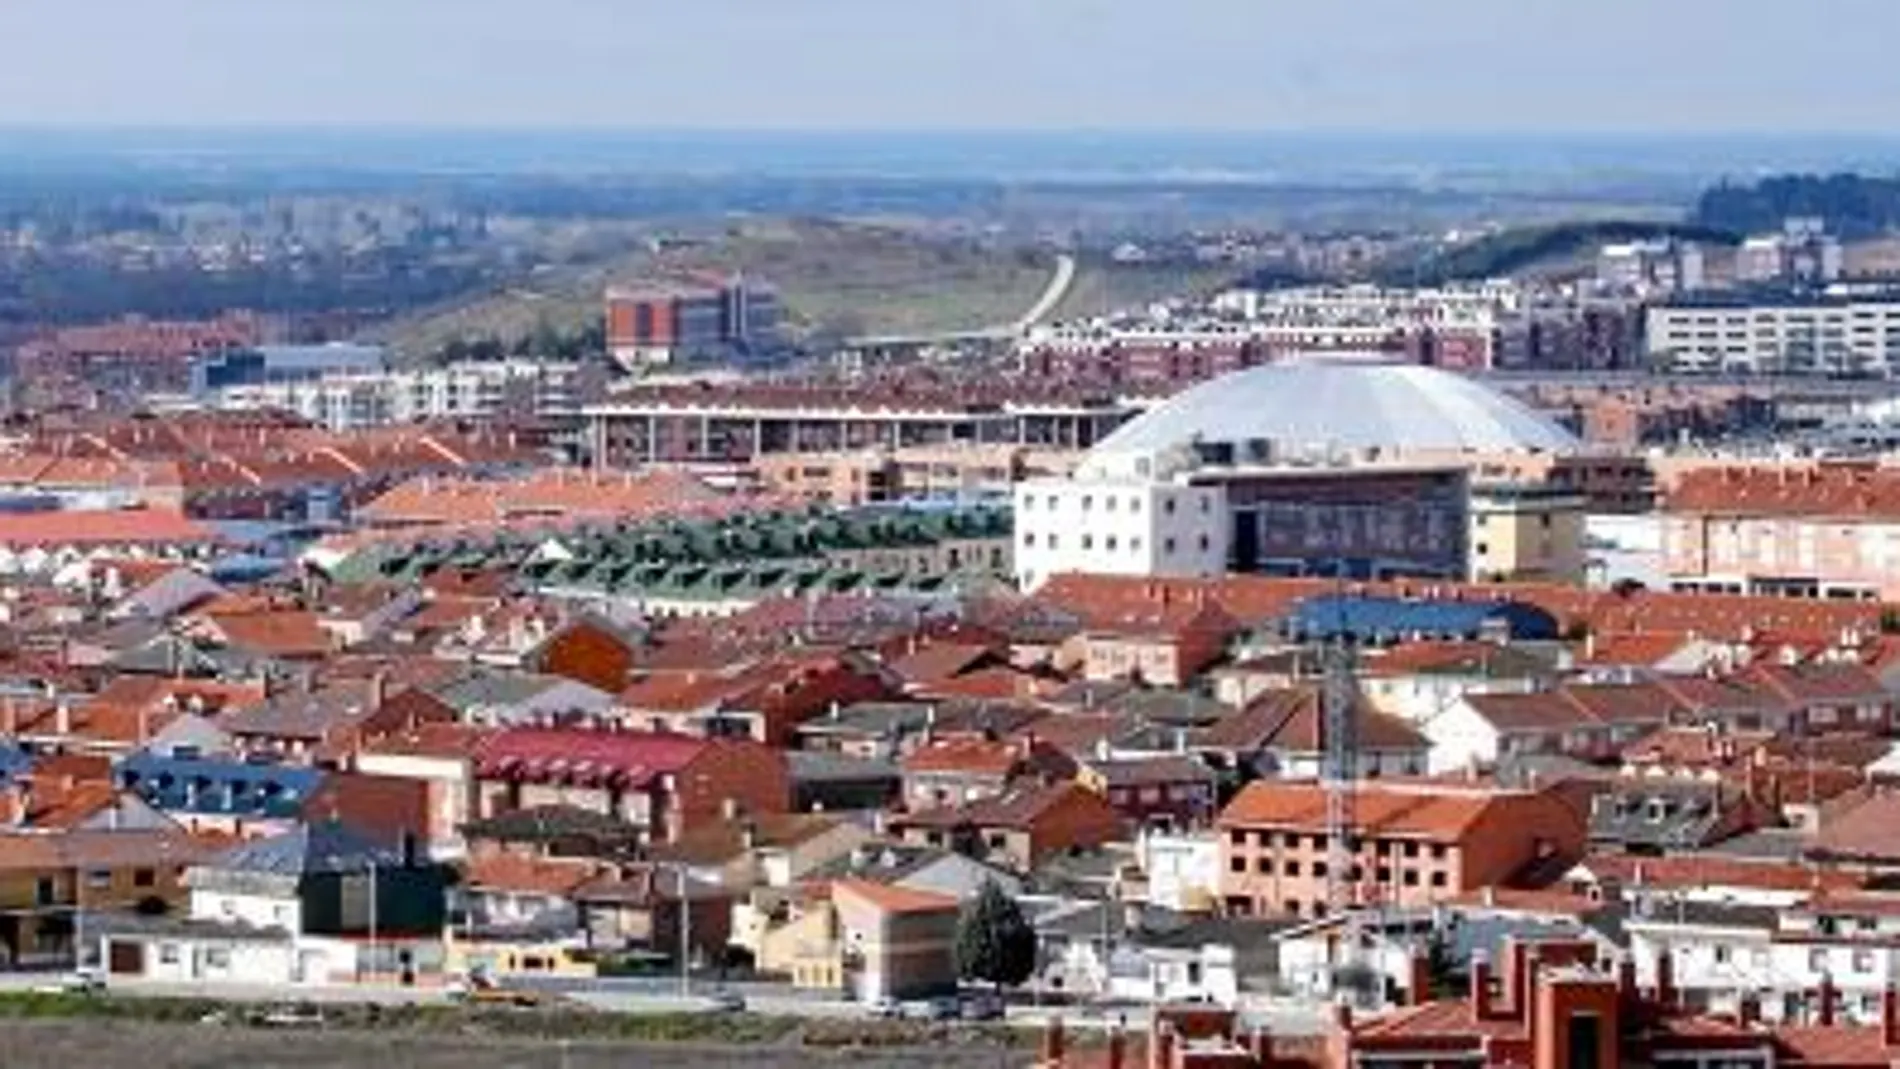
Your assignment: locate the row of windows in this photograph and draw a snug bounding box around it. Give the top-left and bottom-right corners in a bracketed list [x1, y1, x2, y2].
[1228, 855, 1451, 888]
[1228, 830, 1450, 860]
[1020, 493, 1214, 517]
[1020, 532, 1210, 555]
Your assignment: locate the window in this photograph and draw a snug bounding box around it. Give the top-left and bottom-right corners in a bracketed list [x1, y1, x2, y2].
[1714, 945, 1731, 965]
[1130, 497, 1142, 513]
[1200, 496, 1212, 513]
[133, 869, 156, 889]
[205, 948, 230, 969]
[1081, 495, 1093, 511]
[159, 944, 180, 965]
[1081, 535, 1093, 550]
[1430, 844, 1448, 860]
[1230, 857, 1246, 873]
[1402, 842, 1419, 858]
[1229, 830, 1248, 847]
[86, 869, 111, 890]
[33, 878, 54, 907]
[1311, 862, 1327, 878]
[1197, 535, 1210, 552]
[1284, 861, 1302, 876]
[1105, 536, 1118, 551]
[1810, 949, 1828, 972]
[1855, 949, 1877, 973]
[1164, 498, 1176, 515]
[1430, 872, 1447, 888]
[1022, 532, 1036, 547]
[1106, 497, 1117, 513]
[1163, 538, 1177, 555]
[1130, 538, 1142, 552]
[1256, 857, 1272, 874]
[1402, 871, 1419, 887]
[1049, 535, 1060, 550]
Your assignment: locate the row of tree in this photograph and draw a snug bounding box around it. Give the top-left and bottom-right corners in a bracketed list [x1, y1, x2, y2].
[432, 317, 605, 365]
[1693, 173, 1900, 241]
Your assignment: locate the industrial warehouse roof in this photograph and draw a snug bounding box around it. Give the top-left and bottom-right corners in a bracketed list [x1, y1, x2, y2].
[1084, 356, 1579, 460]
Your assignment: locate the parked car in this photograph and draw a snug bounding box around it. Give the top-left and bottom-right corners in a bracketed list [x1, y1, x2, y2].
[33, 968, 104, 996]
[257, 1004, 326, 1028]
[908, 996, 961, 1021]
[704, 990, 746, 1013]
[960, 993, 1004, 1021]
[870, 996, 902, 1019]
[445, 974, 544, 1008]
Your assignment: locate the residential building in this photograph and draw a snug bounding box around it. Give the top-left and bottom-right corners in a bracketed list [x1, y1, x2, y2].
[214, 361, 584, 430]
[888, 781, 1126, 872]
[605, 275, 781, 368]
[470, 727, 790, 844]
[1467, 483, 1587, 583]
[1214, 779, 1588, 918]
[96, 822, 449, 986]
[1647, 288, 1900, 375]
[0, 828, 209, 967]
[1662, 465, 1900, 600]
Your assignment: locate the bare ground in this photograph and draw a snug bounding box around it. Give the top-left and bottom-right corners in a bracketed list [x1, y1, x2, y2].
[0, 1019, 1035, 1069]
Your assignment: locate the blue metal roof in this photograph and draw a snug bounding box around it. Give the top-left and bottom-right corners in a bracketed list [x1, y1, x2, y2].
[1288, 595, 1558, 643]
[116, 752, 323, 819]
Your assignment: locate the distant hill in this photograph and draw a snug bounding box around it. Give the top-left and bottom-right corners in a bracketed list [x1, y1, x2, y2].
[371, 219, 1056, 361]
[1693, 174, 1900, 241]
[1372, 221, 1741, 287]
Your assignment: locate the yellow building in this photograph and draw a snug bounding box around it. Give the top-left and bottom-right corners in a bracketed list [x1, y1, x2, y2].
[1468, 483, 1588, 584]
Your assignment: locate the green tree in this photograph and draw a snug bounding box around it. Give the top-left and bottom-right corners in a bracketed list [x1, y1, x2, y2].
[953, 880, 1036, 994]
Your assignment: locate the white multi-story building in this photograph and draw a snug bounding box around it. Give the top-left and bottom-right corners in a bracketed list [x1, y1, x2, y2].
[1596, 239, 1705, 295]
[1735, 218, 1844, 285]
[1646, 292, 1900, 375]
[215, 361, 583, 429]
[1629, 894, 1900, 1024]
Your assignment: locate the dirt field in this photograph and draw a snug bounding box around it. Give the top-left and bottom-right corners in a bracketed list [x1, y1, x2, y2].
[0, 1019, 1035, 1069]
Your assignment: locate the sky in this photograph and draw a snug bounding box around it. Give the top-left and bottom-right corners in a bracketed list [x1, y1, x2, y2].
[1, 0, 1897, 133]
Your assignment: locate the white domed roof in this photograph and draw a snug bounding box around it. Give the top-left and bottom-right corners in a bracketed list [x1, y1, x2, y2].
[1089, 357, 1578, 462]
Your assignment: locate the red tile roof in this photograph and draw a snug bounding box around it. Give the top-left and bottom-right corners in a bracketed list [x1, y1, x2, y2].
[831, 878, 958, 915]
[1218, 780, 1544, 841]
[474, 728, 711, 787]
[0, 508, 215, 547]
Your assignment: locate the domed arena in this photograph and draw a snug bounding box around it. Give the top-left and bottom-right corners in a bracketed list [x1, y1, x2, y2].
[1087, 356, 1579, 462]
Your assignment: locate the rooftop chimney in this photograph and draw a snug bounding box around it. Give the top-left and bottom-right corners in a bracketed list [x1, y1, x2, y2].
[1041, 1016, 1065, 1066]
[1147, 1019, 1175, 1069]
[1469, 952, 1494, 1020]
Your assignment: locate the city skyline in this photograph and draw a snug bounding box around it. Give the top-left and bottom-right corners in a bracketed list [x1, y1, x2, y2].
[2, 0, 1898, 133]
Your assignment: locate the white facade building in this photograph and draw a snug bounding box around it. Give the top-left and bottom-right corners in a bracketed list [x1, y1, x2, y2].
[1646, 293, 1900, 376]
[216, 361, 583, 430]
[1137, 830, 1221, 913]
[1629, 896, 1900, 1024]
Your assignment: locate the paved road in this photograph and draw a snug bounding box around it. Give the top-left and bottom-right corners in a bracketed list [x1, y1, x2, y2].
[846, 252, 1077, 349]
[1014, 253, 1077, 330]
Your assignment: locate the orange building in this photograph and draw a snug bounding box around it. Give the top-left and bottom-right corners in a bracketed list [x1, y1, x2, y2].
[1215, 779, 1586, 919]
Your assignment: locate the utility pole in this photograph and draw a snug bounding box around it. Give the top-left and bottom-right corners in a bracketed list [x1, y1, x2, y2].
[677, 863, 692, 999]
[367, 859, 379, 984]
[1320, 568, 1362, 1000]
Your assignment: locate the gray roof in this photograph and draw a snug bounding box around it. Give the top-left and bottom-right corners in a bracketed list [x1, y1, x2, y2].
[204, 820, 399, 878]
[786, 750, 900, 785]
[1086, 357, 1579, 461]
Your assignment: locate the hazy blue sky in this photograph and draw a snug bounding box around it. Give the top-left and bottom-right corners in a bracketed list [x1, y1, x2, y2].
[2, 0, 1895, 131]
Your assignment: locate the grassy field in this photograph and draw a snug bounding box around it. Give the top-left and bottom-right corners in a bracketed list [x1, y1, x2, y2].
[373, 219, 1058, 360]
[0, 993, 1032, 1069]
[0, 1019, 1035, 1069]
[1045, 259, 1238, 322]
